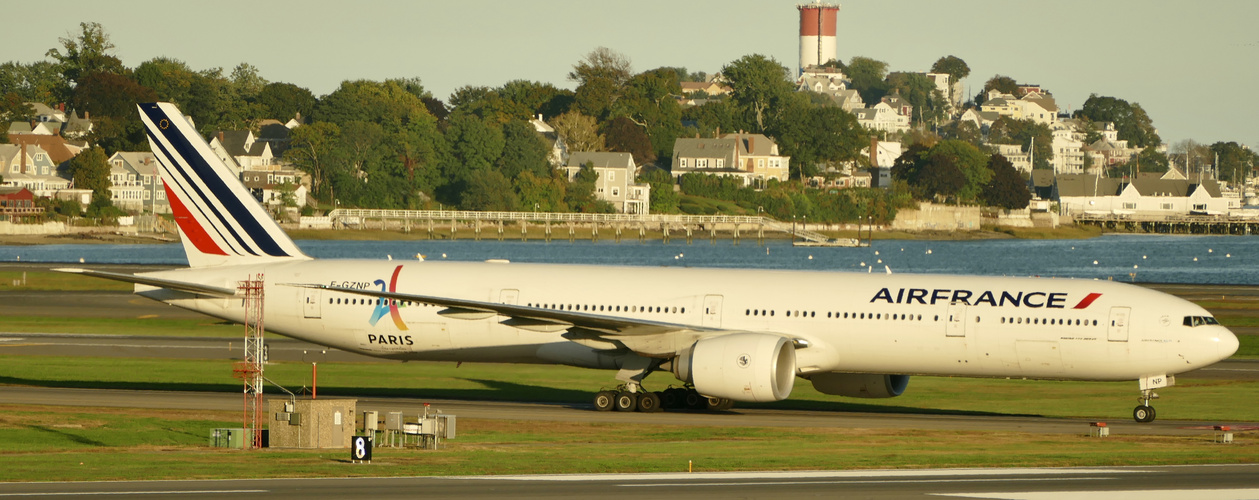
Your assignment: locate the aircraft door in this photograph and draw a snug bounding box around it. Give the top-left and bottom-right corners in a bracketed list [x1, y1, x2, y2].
[946, 302, 967, 337]
[303, 288, 322, 319]
[1108, 307, 1131, 342]
[499, 289, 519, 305]
[702, 295, 723, 328]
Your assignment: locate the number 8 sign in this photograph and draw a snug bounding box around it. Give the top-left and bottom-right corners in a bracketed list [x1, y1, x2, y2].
[351, 436, 372, 462]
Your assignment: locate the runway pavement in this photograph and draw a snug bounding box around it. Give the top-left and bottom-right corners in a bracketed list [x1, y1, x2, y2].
[1, 465, 1257, 499]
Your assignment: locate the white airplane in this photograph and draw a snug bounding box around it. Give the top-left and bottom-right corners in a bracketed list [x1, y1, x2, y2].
[60, 102, 1239, 422]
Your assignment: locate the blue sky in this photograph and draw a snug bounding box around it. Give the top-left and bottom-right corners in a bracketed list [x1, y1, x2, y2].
[7, 1, 1257, 149]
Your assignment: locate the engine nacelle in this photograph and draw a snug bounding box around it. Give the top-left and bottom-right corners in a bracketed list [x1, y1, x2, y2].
[671, 332, 796, 402]
[809, 373, 910, 398]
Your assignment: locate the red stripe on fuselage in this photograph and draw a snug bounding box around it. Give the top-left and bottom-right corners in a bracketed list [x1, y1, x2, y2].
[1073, 292, 1102, 309]
[165, 184, 227, 256]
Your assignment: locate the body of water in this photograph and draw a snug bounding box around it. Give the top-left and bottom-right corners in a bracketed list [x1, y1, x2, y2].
[2, 234, 1257, 285]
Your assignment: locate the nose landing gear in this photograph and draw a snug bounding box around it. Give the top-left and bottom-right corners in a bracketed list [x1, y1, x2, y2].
[1132, 374, 1171, 423]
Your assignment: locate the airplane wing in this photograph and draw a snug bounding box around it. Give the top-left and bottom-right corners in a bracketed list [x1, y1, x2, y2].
[283, 283, 724, 356]
[53, 268, 238, 297]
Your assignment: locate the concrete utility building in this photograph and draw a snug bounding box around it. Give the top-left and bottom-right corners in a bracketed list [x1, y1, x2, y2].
[268, 398, 357, 449]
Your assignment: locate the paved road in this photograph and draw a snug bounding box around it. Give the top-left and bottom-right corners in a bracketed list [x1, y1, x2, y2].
[1, 465, 1257, 499]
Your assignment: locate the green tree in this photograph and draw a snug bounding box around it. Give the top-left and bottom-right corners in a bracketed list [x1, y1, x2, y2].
[602, 116, 656, 166]
[462, 169, 519, 211]
[445, 113, 505, 173]
[134, 57, 197, 106]
[315, 79, 434, 134]
[975, 74, 1018, 105]
[846, 56, 890, 105]
[45, 22, 124, 91]
[1209, 141, 1259, 184]
[0, 93, 34, 127]
[65, 147, 111, 199]
[639, 167, 678, 213]
[0, 61, 69, 103]
[256, 82, 316, 121]
[1074, 94, 1161, 148]
[564, 162, 612, 212]
[930, 55, 970, 82]
[550, 110, 604, 152]
[987, 117, 1053, 170]
[886, 72, 946, 125]
[568, 47, 632, 119]
[286, 121, 343, 199]
[514, 169, 568, 212]
[497, 120, 552, 179]
[894, 140, 990, 202]
[230, 63, 269, 99]
[681, 99, 740, 138]
[772, 99, 867, 179]
[612, 68, 685, 161]
[981, 154, 1031, 209]
[939, 120, 983, 146]
[71, 72, 158, 154]
[1133, 147, 1171, 175]
[721, 54, 794, 132]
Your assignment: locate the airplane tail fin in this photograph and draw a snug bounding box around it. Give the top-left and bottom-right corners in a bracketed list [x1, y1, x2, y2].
[138, 102, 310, 268]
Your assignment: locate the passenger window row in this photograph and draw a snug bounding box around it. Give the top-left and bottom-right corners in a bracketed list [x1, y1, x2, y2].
[526, 303, 684, 315]
[1001, 317, 1096, 326]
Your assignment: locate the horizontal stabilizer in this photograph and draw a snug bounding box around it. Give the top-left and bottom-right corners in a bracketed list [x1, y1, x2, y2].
[53, 268, 237, 297]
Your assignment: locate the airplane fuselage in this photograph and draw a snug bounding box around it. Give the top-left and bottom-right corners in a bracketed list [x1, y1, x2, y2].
[138, 259, 1236, 383]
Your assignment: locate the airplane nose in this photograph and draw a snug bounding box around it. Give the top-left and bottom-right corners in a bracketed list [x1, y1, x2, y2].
[1217, 328, 1240, 360]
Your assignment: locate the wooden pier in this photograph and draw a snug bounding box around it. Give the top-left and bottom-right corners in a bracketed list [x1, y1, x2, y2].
[1073, 213, 1259, 235]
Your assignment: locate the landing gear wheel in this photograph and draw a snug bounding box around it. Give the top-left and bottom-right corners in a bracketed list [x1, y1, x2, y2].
[637, 392, 662, 413]
[1133, 405, 1156, 423]
[660, 388, 685, 409]
[705, 397, 735, 411]
[684, 389, 706, 410]
[593, 391, 615, 412]
[614, 391, 638, 412]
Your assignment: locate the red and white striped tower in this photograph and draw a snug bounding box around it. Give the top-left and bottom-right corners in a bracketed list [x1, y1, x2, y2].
[798, 2, 840, 73]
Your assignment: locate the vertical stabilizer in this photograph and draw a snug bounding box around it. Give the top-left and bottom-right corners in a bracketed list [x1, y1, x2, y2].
[138, 102, 310, 268]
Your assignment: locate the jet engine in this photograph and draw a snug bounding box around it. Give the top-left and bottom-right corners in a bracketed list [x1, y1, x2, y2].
[809, 373, 910, 398]
[671, 332, 796, 402]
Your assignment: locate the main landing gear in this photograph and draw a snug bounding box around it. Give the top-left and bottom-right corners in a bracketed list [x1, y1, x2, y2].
[1133, 389, 1159, 423]
[593, 385, 734, 413]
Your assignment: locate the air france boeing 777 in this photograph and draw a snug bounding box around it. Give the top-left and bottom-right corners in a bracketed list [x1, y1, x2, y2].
[59, 103, 1239, 422]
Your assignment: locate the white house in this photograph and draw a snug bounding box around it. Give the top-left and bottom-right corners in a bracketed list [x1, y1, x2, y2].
[208, 130, 274, 176]
[855, 102, 910, 135]
[563, 151, 650, 214]
[0, 144, 71, 196]
[1055, 173, 1228, 216]
[108, 151, 170, 214]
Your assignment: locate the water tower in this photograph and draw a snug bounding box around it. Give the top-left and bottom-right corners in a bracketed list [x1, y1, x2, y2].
[798, 2, 840, 73]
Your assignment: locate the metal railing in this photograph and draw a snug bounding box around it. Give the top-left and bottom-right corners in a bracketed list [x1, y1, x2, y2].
[326, 208, 835, 243]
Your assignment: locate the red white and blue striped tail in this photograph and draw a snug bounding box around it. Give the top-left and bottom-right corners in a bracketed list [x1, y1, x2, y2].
[138, 102, 310, 268]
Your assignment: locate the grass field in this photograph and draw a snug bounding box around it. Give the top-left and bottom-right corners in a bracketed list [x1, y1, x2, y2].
[0, 404, 1254, 482]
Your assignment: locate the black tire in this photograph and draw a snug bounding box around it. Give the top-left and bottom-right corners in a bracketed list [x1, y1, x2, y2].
[1133, 405, 1156, 423]
[593, 391, 615, 412]
[684, 389, 706, 410]
[660, 388, 682, 409]
[708, 398, 735, 411]
[637, 392, 662, 413]
[614, 391, 638, 412]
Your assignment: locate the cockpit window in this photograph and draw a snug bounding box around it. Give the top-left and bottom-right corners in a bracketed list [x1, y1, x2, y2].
[1184, 316, 1220, 327]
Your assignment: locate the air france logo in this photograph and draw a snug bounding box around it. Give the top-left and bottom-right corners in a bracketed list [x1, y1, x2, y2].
[869, 288, 1103, 309]
[368, 265, 408, 330]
